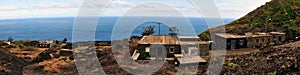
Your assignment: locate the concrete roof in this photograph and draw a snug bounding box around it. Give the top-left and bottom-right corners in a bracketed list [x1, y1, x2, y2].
[250, 34, 272, 37]
[270, 32, 286, 35]
[177, 56, 206, 64]
[215, 33, 248, 39]
[178, 36, 199, 39]
[198, 41, 209, 45]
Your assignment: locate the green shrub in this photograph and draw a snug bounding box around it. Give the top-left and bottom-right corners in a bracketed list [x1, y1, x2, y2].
[279, 56, 283, 60]
[6, 45, 16, 48]
[268, 71, 277, 75]
[19, 45, 25, 49]
[227, 63, 233, 67]
[269, 42, 275, 45]
[250, 55, 260, 59]
[174, 66, 179, 72]
[243, 63, 249, 67]
[139, 51, 148, 60]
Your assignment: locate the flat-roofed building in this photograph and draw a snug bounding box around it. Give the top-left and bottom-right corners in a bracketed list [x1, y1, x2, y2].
[246, 32, 272, 48]
[134, 35, 207, 64]
[215, 32, 286, 50]
[215, 33, 248, 50]
[269, 32, 286, 44]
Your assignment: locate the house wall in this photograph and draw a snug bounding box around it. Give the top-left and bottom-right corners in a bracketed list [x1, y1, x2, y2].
[199, 44, 209, 56]
[272, 34, 286, 44]
[38, 44, 50, 48]
[226, 38, 248, 50]
[138, 44, 181, 58]
[247, 36, 272, 48]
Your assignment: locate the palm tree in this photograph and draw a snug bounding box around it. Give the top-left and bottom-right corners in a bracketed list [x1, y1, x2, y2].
[7, 36, 14, 42]
[169, 27, 179, 37]
[200, 33, 210, 41]
[62, 38, 68, 43]
[142, 26, 155, 36]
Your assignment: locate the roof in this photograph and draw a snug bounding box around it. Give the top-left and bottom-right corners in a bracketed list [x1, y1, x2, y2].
[256, 32, 267, 35]
[180, 41, 198, 45]
[177, 56, 206, 64]
[270, 32, 286, 35]
[216, 33, 274, 39]
[215, 33, 248, 39]
[39, 42, 50, 45]
[250, 34, 272, 37]
[139, 35, 180, 45]
[198, 41, 209, 45]
[178, 36, 199, 39]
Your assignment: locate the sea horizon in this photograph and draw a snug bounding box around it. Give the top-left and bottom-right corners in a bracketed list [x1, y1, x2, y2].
[0, 16, 234, 42]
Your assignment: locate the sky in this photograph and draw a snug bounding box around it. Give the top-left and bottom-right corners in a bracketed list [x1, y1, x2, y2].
[0, 0, 271, 19]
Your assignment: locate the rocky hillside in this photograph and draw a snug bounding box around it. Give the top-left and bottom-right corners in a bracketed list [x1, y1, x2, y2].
[0, 50, 28, 75]
[222, 41, 300, 74]
[201, 0, 300, 37]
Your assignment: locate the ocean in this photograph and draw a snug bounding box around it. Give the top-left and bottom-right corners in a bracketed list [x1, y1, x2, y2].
[0, 17, 234, 42]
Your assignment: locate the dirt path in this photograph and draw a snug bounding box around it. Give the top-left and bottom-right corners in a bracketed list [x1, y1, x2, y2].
[273, 41, 300, 48]
[210, 48, 259, 55]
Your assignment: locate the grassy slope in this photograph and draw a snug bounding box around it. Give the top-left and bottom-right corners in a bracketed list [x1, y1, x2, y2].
[200, 0, 300, 35]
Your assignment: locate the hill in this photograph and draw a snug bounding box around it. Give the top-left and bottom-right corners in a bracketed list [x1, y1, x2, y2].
[200, 0, 300, 39]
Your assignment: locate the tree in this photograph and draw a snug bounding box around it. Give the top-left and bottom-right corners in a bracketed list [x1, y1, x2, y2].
[283, 25, 298, 40]
[142, 26, 155, 36]
[169, 27, 179, 37]
[0, 40, 3, 46]
[283, 27, 298, 39]
[199, 33, 210, 41]
[7, 36, 13, 42]
[62, 38, 68, 43]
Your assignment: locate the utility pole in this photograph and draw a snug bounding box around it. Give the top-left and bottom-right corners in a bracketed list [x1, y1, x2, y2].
[266, 18, 272, 33]
[157, 22, 162, 35]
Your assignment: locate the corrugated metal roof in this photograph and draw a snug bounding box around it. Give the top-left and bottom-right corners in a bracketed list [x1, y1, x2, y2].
[139, 35, 180, 44]
[178, 36, 199, 39]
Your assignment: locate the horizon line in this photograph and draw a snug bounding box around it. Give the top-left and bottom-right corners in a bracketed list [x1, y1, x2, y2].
[0, 16, 236, 20]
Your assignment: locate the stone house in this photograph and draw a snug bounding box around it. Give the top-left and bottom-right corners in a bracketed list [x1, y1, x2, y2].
[215, 32, 286, 50]
[269, 32, 286, 44]
[134, 35, 207, 64]
[137, 35, 181, 58]
[38, 40, 54, 48]
[246, 32, 272, 48]
[215, 33, 248, 50]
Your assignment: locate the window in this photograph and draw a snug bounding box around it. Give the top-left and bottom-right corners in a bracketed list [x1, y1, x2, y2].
[256, 39, 259, 43]
[239, 40, 244, 46]
[169, 47, 175, 53]
[145, 47, 150, 52]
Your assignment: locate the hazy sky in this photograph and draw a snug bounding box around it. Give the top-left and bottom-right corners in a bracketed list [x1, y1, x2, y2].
[0, 0, 271, 19]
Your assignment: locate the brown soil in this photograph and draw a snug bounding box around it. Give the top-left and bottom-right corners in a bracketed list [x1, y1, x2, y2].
[221, 41, 300, 74]
[0, 50, 28, 75]
[3, 41, 300, 74]
[23, 57, 78, 75]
